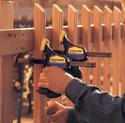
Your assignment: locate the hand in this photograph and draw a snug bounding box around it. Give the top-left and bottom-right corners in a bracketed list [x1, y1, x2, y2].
[38, 66, 74, 94]
[123, 18, 125, 24]
[46, 101, 68, 123]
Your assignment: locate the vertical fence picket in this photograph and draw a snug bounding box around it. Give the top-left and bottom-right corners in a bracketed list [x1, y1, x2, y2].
[81, 5, 92, 83]
[34, 4, 46, 123]
[120, 23, 125, 95]
[120, 8, 125, 95]
[102, 6, 112, 92]
[92, 6, 103, 88]
[0, 1, 14, 123]
[67, 4, 78, 106]
[111, 6, 121, 95]
[68, 4, 78, 43]
[52, 4, 63, 50]
[52, 4, 65, 106]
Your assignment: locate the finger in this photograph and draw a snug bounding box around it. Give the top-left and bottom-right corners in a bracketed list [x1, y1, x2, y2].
[47, 108, 64, 121]
[43, 66, 61, 73]
[38, 82, 49, 88]
[46, 115, 55, 122]
[46, 101, 58, 115]
[40, 72, 44, 77]
[46, 101, 65, 114]
[42, 66, 51, 73]
[55, 101, 66, 109]
[39, 75, 48, 83]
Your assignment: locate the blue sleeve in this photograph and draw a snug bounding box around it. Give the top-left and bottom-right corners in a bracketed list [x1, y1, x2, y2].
[66, 109, 80, 123]
[65, 78, 125, 123]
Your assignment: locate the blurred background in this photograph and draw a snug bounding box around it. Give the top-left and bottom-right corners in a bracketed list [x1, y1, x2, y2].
[13, 0, 122, 28]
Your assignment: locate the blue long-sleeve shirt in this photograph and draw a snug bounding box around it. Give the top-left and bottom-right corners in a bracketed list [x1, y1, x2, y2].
[65, 78, 125, 123]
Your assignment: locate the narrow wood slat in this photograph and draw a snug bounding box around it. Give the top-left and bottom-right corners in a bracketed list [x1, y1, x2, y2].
[120, 24, 125, 95]
[0, 58, 1, 123]
[52, 4, 63, 50]
[121, 5, 125, 95]
[121, 6, 125, 22]
[0, 1, 14, 123]
[0, 1, 2, 26]
[81, 5, 92, 83]
[34, 4, 46, 123]
[0, 1, 13, 29]
[102, 6, 112, 92]
[111, 6, 121, 95]
[92, 6, 103, 88]
[68, 4, 78, 44]
[67, 4, 78, 107]
[52, 4, 65, 107]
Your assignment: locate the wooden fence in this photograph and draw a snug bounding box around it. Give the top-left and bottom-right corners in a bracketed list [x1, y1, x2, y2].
[0, 1, 125, 123]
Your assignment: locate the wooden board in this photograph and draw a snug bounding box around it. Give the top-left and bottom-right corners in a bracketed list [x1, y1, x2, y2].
[52, 4, 65, 105]
[67, 4, 78, 106]
[0, 1, 13, 29]
[111, 6, 121, 95]
[120, 23, 125, 95]
[52, 4, 63, 50]
[68, 4, 78, 44]
[34, 4, 46, 123]
[102, 6, 112, 92]
[0, 1, 14, 123]
[0, 28, 34, 55]
[81, 5, 92, 83]
[92, 6, 103, 88]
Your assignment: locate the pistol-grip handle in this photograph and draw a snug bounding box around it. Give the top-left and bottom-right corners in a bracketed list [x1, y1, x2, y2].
[37, 87, 61, 98]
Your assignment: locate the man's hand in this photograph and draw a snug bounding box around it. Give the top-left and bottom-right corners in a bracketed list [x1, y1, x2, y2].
[46, 101, 68, 123]
[38, 66, 74, 94]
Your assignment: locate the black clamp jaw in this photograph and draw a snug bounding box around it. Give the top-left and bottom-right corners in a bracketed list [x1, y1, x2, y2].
[59, 31, 112, 60]
[36, 39, 69, 98]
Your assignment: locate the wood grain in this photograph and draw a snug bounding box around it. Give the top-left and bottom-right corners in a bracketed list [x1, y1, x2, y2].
[34, 3, 46, 123]
[92, 6, 103, 88]
[68, 4, 78, 44]
[102, 6, 112, 92]
[111, 6, 121, 95]
[0, 1, 14, 123]
[81, 5, 92, 83]
[52, 4, 63, 50]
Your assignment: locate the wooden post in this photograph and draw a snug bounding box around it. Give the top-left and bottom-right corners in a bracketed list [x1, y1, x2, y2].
[68, 4, 78, 44]
[92, 6, 103, 88]
[52, 4, 63, 50]
[0, 1, 14, 123]
[102, 6, 112, 92]
[81, 5, 92, 83]
[34, 4, 46, 123]
[111, 6, 121, 95]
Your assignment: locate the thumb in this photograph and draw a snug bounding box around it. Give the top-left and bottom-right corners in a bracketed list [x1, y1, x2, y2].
[47, 102, 67, 121]
[47, 108, 64, 122]
[46, 101, 58, 115]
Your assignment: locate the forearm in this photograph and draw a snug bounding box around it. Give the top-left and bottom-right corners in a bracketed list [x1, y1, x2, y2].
[67, 108, 80, 123]
[65, 78, 100, 106]
[65, 78, 125, 123]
